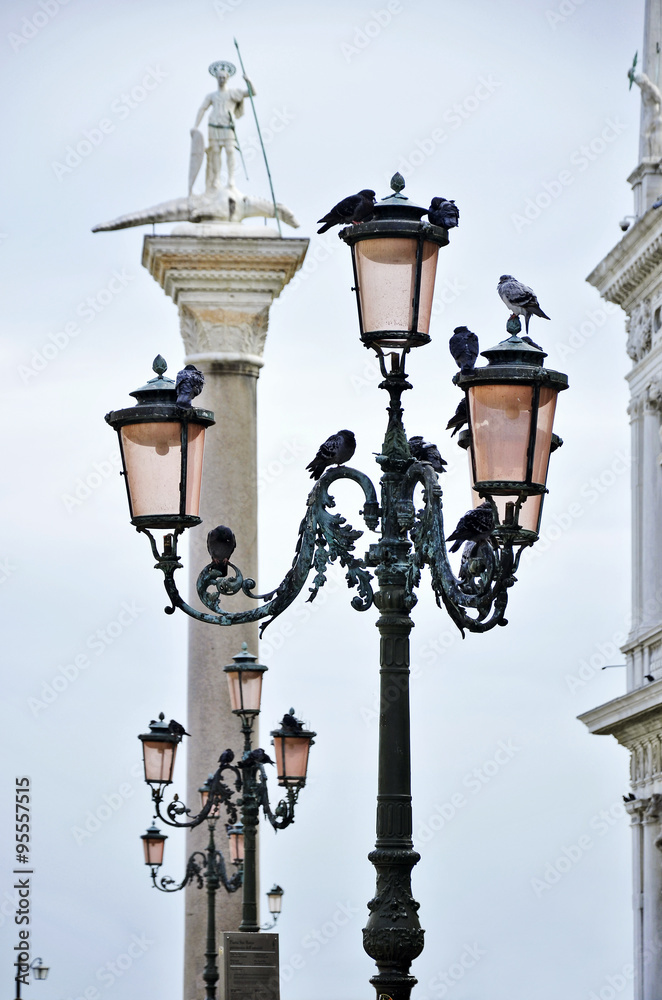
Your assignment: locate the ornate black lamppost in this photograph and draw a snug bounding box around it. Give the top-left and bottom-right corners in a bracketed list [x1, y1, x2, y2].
[137, 649, 314, 996]
[109, 175, 568, 1000]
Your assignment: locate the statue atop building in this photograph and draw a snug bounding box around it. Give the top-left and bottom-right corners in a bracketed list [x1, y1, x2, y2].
[93, 59, 298, 233]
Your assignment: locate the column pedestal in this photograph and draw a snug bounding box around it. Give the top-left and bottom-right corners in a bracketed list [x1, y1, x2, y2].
[143, 230, 308, 1000]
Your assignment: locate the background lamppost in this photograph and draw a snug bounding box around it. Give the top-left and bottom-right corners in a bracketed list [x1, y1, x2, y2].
[261, 885, 284, 930]
[15, 958, 49, 1000]
[137, 648, 314, 991]
[108, 176, 568, 1000]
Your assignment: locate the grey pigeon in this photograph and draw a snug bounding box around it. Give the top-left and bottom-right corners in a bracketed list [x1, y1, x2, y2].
[207, 525, 236, 576]
[306, 430, 356, 480]
[521, 335, 544, 351]
[251, 748, 275, 766]
[408, 436, 447, 473]
[169, 719, 191, 738]
[428, 196, 459, 229]
[219, 748, 235, 767]
[446, 501, 494, 554]
[281, 710, 304, 732]
[446, 398, 468, 437]
[497, 275, 550, 335]
[317, 190, 376, 233]
[175, 364, 205, 407]
[449, 326, 479, 371]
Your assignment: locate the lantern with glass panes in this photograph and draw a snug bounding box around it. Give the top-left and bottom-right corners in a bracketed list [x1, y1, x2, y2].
[261, 884, 284, 930]
[15, 957, 50, 1000]
[110, 175, 567, 1000]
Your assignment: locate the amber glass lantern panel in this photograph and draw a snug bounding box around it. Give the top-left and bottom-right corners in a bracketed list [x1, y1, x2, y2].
[228, 827, 244, 863]
[354, 238, 439, 337]
[471, 491, 543, 535]
[468, 384, 534, 484]
[120, 422, 205, 518]
[531, 387, 558, 485]
[142, 739, 178, 784]
[142, 831, 166, 866]
[226, 669, 264, 714]
[273, 735, 311, 787]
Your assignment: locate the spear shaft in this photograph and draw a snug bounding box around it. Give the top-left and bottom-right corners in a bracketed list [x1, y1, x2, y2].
[234, 38, 282, 236]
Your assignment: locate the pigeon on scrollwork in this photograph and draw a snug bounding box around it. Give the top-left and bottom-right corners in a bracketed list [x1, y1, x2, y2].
[449, 326, 479, 371]
[446, 502, 494, 553]
[175, 364, 205, 407]
[427, 197, 459, 229]
[250, 748, 275, 766]
[207, 525, 236, 576]
[306, 430, 356, 480]
[408, 436, 447, 473]
[446, 397, 468, 437]
[497, 275, 550, 335]
[169, 719, 191, 738]
[317, 190, 376, 233]
[219, 749, 235, 767]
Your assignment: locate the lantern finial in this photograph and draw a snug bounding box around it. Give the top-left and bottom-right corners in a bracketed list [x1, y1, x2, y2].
[152, 355, 168, 375]
[506, 316, 522, 335]
[390, 172, 405, 194]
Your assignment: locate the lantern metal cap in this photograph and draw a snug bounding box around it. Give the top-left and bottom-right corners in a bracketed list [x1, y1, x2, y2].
[339, 173, 449, 247]
[142, 821, 166, 840]
[105, 355, 215, 429]
[270, 712, 317, 744]
[138, 712, 181, 745]
[454, 334, 568, 392]
[223, 641, 268, 675]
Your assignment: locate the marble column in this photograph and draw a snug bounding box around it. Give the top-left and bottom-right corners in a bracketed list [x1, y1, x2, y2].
[143, 229, 308, 1000]
[642, 795, 662, 998]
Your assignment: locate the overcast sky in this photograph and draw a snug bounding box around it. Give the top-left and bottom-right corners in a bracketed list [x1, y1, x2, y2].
[0, 1, 646, 999]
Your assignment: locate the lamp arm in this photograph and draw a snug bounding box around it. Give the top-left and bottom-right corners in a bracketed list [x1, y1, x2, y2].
[211, 850, 243, 893]
[402, 462, 521, 637]
[141, 467, 379, 633]
[254, 766, 298, 831]
[150, 851, 206, 892]
[151, 764, 241, 829]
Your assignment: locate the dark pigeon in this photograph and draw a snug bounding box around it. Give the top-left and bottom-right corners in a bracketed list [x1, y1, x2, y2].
[521, 335, 544, 351]
[446, 502, 494, 554]
[306, 430, 356, 480]
[169, 719, 191, 738]
[207, 525, 236, 576]
[317, 190, 376, 234]
[408, 436, 447, 473]
[281, 709, 304, 732]
[446, 398, 468, 437]
[219, 748, 235, 767]
[449, 326, 479, 371]
[251, 748, 275, 766]
[497, 275, 550, 335]
[175, 364, 205, 407]
[428, 197, 459, 229]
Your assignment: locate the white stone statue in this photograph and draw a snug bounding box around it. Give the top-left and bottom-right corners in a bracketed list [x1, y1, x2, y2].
[93, 60, 298, 234]
[632, 69, 662, 159]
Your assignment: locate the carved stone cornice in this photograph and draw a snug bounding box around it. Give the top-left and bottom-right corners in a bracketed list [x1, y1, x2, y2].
[587, 207, 662, 310]
[579, 690, 662, 790]
[627, 299, 653, 362]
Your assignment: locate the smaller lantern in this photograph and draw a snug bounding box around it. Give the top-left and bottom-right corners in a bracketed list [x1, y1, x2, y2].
[455, 334, 568, 504]
[105, 356, 215, 530]
[227, 822, 244, 864]
[138, 713, 180, 786]
[339, 174, 449, 352]
[30, 960, 49, 982]
[457, 428, 563, 543]
[266, 884, 284, 918]
[271, 711, 316, 788]
[141, 822, 167, 866]
[224, 643, 268, 717]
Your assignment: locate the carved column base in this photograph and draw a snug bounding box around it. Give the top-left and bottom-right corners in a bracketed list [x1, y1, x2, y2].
[363, 847, 424, 1000]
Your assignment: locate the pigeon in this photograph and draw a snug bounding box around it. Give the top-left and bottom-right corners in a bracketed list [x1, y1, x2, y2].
[250, 748, 275, 766]
[169, 719, 191, 738]
[521, 335, 544, 352]
[623, 793, 636, 802]
[408, 436, 447, 473]
[306, 430, 356, 480]
[219, 749, 235, 767]
[207, 525, 236, 576]
[281, 709, 304, 732]
[497, 275, 550, 335]
[646, 674, 655, 682]
[446, 502, 494, 554]
[317, 190, 376, 234]
[446, 397, 468, 437]
[427, 197, 459, 229]
[175, 364, 205, 407]
[449, 326, 479, 371]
